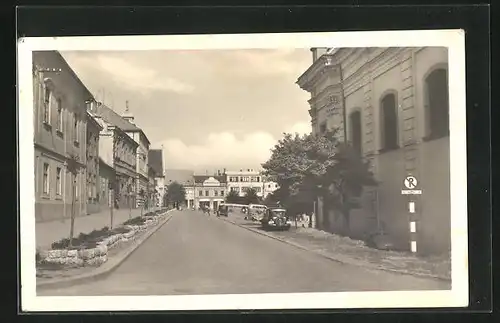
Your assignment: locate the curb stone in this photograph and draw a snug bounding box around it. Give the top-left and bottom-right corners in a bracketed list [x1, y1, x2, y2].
[219, 216, 451, 283]
[37, 210, 176, 291]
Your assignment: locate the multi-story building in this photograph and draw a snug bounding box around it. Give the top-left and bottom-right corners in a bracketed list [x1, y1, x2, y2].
[85, 110, 102, 214]
[91, 103, 138, 209]
[148, 149, 165, 208]
[33, 51, 92, 222]
[225, 169, 264, 198]
[263, 181, 279, 199]
[192, 175, 227, 210]
[120, 102, 152, 209]
[297, 47, 450, 255]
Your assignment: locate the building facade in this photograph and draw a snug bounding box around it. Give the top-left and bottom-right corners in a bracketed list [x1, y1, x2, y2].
[297, 47, 450, 255]
[192, 176, 227, 210]
[33, 51, 91, 222]
[121, 102, 151, 208]
[148, 149, 165, 208]
[225, 169, 264, 198]
[85, 110, 102, 214]
[91, 103, 141, 209]
[263, 181, 279, 199]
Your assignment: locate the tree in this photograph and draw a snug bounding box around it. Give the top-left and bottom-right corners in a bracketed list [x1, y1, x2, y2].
[243, 187, 260, 205]
[261, 129, 377, 236]
[225, 190, 240, 204]
[165, 181, 186, 209]
[66, 153, 82, 247]
[138, 189, 146, 215]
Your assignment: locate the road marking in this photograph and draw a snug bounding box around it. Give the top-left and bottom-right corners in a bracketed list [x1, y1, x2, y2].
[410, 221, 416, 233]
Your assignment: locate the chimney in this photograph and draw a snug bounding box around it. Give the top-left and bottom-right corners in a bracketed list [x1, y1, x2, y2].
[311, 48, 318, 62]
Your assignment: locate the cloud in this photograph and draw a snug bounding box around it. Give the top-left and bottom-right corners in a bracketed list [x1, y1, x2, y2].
[285, 122, 311, 136]
[159, 122, 311, 171]
[62, 52, 194, 95]
[216, 49, 310, 78]
[160, 131, 277, 171]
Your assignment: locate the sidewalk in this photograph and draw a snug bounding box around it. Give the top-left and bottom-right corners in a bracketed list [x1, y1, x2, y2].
[36, 207, 159, 250]
[225, 211, 451, 281]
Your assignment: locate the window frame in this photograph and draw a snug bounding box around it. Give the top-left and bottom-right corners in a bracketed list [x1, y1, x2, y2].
[56, 166, 62, 196]
[379, 92, 400, 153]
[42, 162, 50, 195]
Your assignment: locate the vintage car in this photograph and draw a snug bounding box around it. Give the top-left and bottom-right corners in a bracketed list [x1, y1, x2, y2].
[260, 208, 291, 231]
[245, 204, 268, 221]
[217, 205, 229, 217]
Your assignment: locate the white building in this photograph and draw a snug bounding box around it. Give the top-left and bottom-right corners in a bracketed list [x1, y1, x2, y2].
[263, 181, 279, 199]
[225, 169, 264, 197]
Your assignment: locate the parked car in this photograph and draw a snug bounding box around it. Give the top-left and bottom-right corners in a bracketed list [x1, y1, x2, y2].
[217, 205, 229, 217]
[245, 204, 267, 221]
[261, 207, 291, 231]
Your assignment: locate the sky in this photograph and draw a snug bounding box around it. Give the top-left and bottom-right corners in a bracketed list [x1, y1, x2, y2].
[61, 49, 313, 173]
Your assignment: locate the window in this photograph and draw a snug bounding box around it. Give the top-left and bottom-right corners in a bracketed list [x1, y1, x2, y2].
[199, 190, 203, 196]
[42, 163, 49, 195]
[319, 122, 327, 134]
[43, 87, 52, 124]
[425, 68, 449, 139]
[349, 110, 362, 156]
[56, 98, 63, 132]
[205, 190, 209, 197]
[214, 190, 218, 196]
[56, 167, 62, 196]
[221, 190, 224, 196]
[254, 187, 262, 193]
[380, 93, 399, 151]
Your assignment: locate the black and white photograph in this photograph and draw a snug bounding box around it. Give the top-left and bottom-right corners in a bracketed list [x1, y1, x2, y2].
[18, 30, 468, 311]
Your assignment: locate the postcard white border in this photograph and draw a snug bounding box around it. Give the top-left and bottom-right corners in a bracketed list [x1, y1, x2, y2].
[18, 30, 468, 312]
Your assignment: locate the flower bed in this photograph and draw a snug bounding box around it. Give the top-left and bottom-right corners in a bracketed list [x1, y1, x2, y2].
[37, 212, 168, 269]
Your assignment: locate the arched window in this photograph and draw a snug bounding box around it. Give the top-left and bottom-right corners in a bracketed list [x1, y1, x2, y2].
[349, 110, 362, 156]
[380, 93, 399, 151]
[425, 68, 449, 139]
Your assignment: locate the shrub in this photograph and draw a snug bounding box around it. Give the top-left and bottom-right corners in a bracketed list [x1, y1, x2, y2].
[51, 226, 114, 250]
[111, 227, 131, 234]
[123, 216, 146, 226]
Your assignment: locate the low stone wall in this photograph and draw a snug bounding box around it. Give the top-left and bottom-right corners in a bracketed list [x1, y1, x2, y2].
[37, 213, 167, 268]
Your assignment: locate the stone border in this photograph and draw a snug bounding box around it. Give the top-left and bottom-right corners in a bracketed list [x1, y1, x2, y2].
[36, 210, 176, 291]
[219, 216, 451, 283]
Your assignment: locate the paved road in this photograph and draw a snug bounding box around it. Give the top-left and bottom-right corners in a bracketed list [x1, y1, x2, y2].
[39, 210, 449, 296]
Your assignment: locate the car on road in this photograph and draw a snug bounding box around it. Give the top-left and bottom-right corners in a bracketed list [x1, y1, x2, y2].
[260, 207, 291, 231]
[217, 205, 229, 217]
[245, 204, 267, 221]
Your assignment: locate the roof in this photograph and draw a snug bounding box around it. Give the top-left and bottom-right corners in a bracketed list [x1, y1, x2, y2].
[148, 149, 163, 177]
[194, 175, 227, 184]
[165, 169, 195, 186]
[95, 104, 141, 132]
[86, 111, 103, 132]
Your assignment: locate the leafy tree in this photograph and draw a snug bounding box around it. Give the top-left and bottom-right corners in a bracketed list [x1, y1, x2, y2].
[225, 190, 240, 204]
[138, 189, 146, 215]
[243, 187, 260, 205]
[262, 129, 377, 236]
[66, 153, 83, 247]
[165, 181, 186, 208]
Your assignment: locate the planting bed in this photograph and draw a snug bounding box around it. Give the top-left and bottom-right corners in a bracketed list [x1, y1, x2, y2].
[36, 209, 169, 271]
